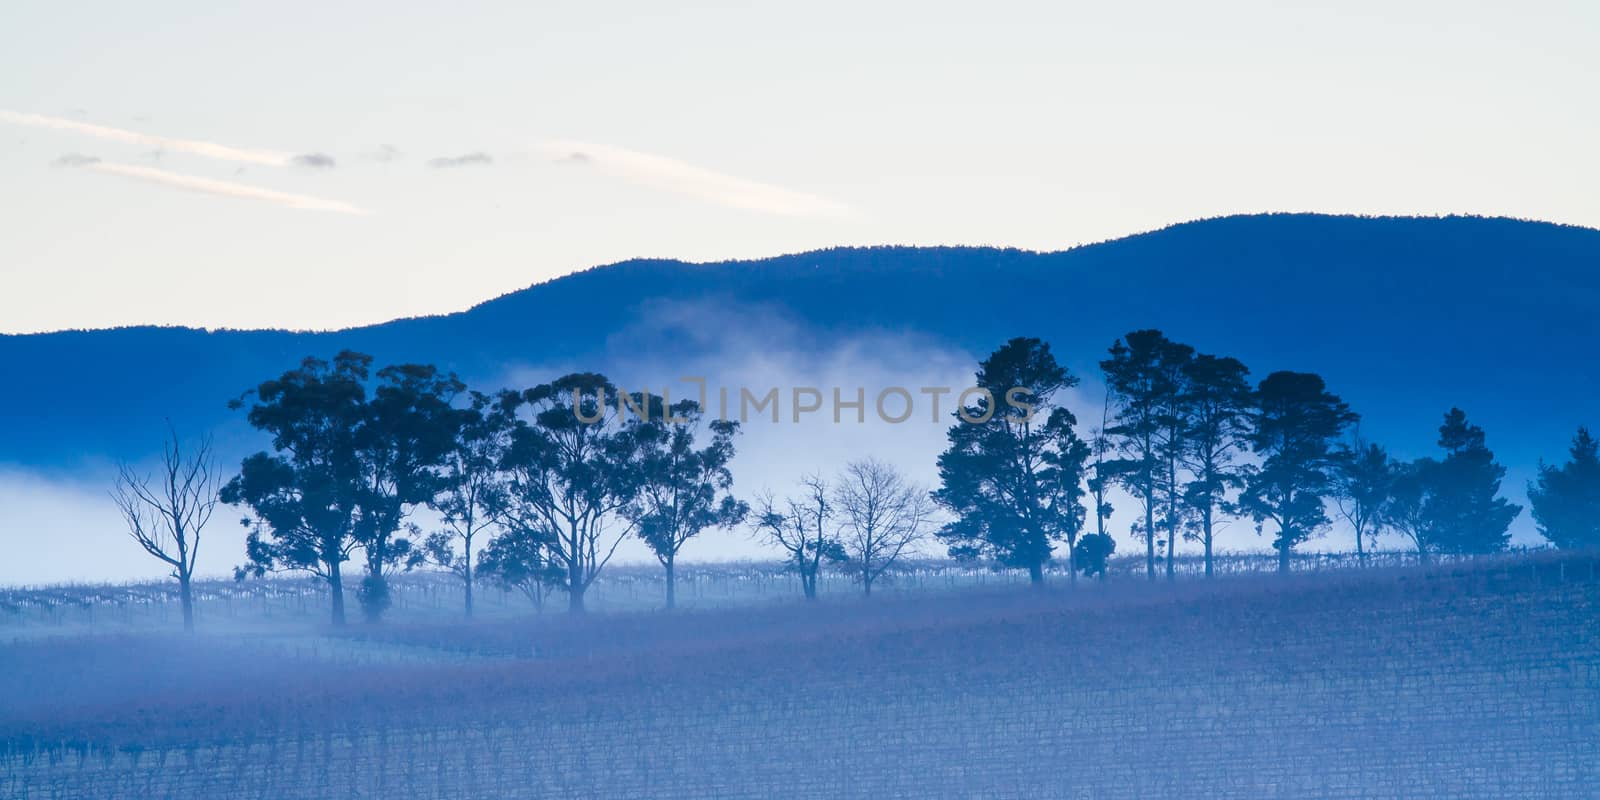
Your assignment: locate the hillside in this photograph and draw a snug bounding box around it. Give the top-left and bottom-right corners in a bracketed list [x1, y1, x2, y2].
[3, 213, 1596, 474]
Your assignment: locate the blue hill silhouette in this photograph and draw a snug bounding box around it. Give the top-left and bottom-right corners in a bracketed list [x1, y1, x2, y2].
[3, 213, 1596, 477]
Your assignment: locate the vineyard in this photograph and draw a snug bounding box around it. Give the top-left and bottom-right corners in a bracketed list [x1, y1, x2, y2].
[2, 552, 1597, 798]
[0, 549, 1532, 629]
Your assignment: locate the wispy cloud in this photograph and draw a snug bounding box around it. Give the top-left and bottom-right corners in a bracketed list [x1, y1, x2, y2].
[540, 139, 851, 218]
[426, 151, 493, 168]
[51, 153, 101, 168]
[291, 152, 336, 169]
[58, 158, 368, 214]
[0, 110, 329, 169]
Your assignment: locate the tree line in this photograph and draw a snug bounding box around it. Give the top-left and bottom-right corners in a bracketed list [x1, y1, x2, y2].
[109, 333, 1600, 628]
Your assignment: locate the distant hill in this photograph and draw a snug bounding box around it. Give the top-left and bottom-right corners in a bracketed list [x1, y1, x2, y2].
[3, 213, 1597, 477]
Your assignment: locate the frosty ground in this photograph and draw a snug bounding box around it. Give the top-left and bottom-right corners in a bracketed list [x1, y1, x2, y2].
[2, 554, 1597, 799]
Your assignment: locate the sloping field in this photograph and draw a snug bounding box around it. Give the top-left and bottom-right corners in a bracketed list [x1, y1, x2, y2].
[3, 555, 1597, 799]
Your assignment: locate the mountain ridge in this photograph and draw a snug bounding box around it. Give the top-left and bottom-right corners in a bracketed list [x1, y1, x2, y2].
[3, 212, 1597, 473]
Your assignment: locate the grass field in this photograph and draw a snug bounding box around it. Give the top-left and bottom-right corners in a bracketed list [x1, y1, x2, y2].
[2, 553, 1597, 798]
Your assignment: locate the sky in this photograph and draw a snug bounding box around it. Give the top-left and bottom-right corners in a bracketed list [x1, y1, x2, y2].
[2, 0, 1598, 334]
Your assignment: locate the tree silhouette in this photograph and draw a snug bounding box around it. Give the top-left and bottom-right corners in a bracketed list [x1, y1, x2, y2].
[477, 523, 566, 612]
[1332, 433, 1396, 564]
[352, 364, 463, 621]
[1529, 427, 1600, 550]
[623, 394, 749, 610]
[1399, 409, 1521, 556]
[223, 352, 371, 626]
[111, 425, 218, 633]
[1179, 353, 1251, 577]
[833, 458, 934, 595]
[1101, 330, 1190, 580]
[1072, 532, 1116, 579]
[935, 337, 1090, 585]
[753, 475, 847, 600]
[498, 373, 639, 613]
[1237, 371, 1357, 573]
[423, 391, 514, 617]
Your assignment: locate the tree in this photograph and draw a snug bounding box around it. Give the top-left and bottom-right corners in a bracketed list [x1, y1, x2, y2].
[832, 458, 934, 595]
[1178, 353, 1251, 577]
[1529, 427, 1600, 550]
[423, 391, 514, 617]
[622, 395, 749, 609]
[753, 475, 847, 600]
[111, 425, 218, 633]
[1101, 330, 1191, 580]
[498, 373, 640, 613]
[1237, 371, 1357, 573]
[1400, 409, 1521, 556]
[1332, 433, 1396, 564]
[1072, 532, 1116, 579]
[1086, 396, 1118, 558]
[477, 524, 567, 612]
[223, 352, 370, 626]
[935, 337, 1091, 585]
[1387, 460, 1434, 563]
[352, 364, 464, 621]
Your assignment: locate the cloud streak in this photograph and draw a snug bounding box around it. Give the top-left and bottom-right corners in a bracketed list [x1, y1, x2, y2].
[426, 151, 493, 168]
[65, 160, 368, 214]
[541, 139, 851, 218]
[0, 110, 322, 168]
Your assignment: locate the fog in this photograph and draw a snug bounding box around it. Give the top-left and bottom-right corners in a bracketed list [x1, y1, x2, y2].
[0, 303, 1549, 586]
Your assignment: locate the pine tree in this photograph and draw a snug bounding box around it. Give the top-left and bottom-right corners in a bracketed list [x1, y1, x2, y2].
[1413, 409, 1521, 555]
[1529, 427, 1600, 550]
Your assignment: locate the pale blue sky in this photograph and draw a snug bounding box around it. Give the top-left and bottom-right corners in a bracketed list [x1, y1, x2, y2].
[3, 0, 1597, 333]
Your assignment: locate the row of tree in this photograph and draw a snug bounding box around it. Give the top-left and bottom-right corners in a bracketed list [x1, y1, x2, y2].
[111, 334, 1600, 629]
[935, 334, 1545, 586]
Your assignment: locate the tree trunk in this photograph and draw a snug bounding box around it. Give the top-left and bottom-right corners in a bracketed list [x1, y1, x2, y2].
[1354, 523, 1366, 566]
[1165, 528, 1176, 581]
[1277, 539, 1291, 574]
[464, 560, 474, 618]
[178, 573, 195, 633]
[1028, 561, 1044, 586]
[802, 570, 818, 600]
[568, 559, 586, 613]
[1165, 459, 1178, 581]
[1066, 536, 1078, 586]
[1145, 498, 1156, 581]
[328, 562, 346, 626]
[1203, 508, 1215, 578]
[664, 555, 677, 611]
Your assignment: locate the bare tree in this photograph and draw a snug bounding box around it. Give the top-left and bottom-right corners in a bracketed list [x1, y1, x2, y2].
[111, 425, 218, 632]
[753, 475, 845, 600]
[832, 459, 932, 595]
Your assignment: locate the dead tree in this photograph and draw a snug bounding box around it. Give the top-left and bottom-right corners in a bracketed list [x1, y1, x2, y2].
[112, 426, 218, 632]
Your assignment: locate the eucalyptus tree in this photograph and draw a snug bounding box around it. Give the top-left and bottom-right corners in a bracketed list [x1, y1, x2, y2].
[353, 363, 464, 621]
[223, 352, 370, 626]
[497, 373, 641, 613]
[478, 523, 567, 612]
[424, 390, 515, 617]
[1237, 371, 1357, 573]
[934, 337, 1090, 585]
[622, 394, 749, 609]
[111, 425, 219, 632]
